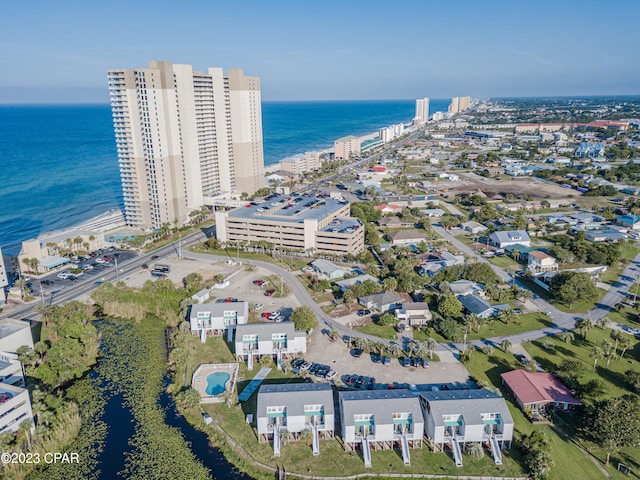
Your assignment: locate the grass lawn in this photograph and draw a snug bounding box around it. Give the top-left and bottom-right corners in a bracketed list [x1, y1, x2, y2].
[189, 245, 307, 272]
[356, 322, 398, 340]
[488, 255, 523, 270]
[600, 245, 640, 285]
[464, 348, 608, 480]
[522, 326, 640, 478]
[465, 313, 554, 341]
[263, 274, 291, 297]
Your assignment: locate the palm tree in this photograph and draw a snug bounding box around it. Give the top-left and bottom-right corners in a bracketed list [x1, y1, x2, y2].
[499, 309, 516, 325]
[618, 335, 632, 359]
[596, 316, 610, 329]
[576, 318, 593, 341]
[602, 340, 615, 370]
[425, 337, 438, 359]
[501, 339, 512, 352]
[559, 332, 574, 344]
[17, 419, 32, 449]
[519, 288, 533, 303]
[386, 343, 402, 357]
[353, 336, 368, 351]
[610, 330, 622, 352]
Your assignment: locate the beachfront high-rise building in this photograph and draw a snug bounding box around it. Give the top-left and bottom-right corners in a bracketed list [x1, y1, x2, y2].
[107, 61, 265, 230]
[334, 135, 361, 160]
[448, 96, 471, 115]
[414, 97, 430, 125]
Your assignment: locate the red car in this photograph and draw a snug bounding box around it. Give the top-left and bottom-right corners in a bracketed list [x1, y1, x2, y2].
[264, 290, 275, 296]
[253, 280, 266, 286]
[223, 297, 238, 303]
[261, 312, 271, 319]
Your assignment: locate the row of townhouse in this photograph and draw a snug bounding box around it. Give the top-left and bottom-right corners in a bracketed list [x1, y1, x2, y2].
[254, 384, 513, 467]
[188, 302, 307, 370]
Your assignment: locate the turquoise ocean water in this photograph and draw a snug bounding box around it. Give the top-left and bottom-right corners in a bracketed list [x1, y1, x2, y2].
[0, 99, 449, 254]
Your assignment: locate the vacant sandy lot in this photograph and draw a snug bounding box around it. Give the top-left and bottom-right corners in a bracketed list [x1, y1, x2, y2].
[431, 171, 578, 201]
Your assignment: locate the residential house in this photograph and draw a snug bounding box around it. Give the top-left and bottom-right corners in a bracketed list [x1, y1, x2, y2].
[421, 208, 446, 218]
[256, 383, 335, 455]
[420, 389, 514, 458]
[458, 295, 495, 319]
[234, 322, 307, 370]
[569, 212, 604, 225]
[378, 217, 414, 229]
[311, 259, 346, 280]
[501, 370, 582, 415]
[190, 302, 248, 342]
[488, 230, 531, 249]
[191, 288, 210, 304]
[461, 221, 487, 234]
[335, 275, 380, 293]
[527, 251, 558, 275]
[584, 229, 627, 243]
[339, 389, 424, 465]
[448, 280, 484, 297]
[0, 319, 34, 354]
[387, 230, 428, 246]
[575, 141, 605, 158]
[395, 302, 432, 327]
[358, 291, 405, 312]
[616, 214, 640, 231]
[373, 203, 403, 214]
[418, 251, 465, 277]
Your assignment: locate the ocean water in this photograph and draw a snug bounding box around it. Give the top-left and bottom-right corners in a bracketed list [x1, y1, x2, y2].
[0, 99, 449, 254]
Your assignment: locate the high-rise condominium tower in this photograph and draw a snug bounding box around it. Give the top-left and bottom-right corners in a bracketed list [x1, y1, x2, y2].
[107, 61, 264, 230]
[415, 97, 430, 125]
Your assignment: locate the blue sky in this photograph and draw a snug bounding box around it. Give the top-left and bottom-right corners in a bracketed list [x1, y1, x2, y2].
[1, 0, 638, 102]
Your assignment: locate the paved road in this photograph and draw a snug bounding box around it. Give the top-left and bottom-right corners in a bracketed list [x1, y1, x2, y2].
[433, 224, 640, 349]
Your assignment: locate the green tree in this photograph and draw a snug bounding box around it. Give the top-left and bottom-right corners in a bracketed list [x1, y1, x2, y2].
[377, 313, 397, 326]
[575, 318, 593, 341]
[437, 292, 463, 319]
[501, 339, 512, 352]
[585, 395, 640, 465]
[437, 317, 459, 340]
[550, 272, 597, 308]
[290, 305, 318, 332]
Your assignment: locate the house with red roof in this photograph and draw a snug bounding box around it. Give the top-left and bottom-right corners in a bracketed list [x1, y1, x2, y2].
[501, 369, 581, 416]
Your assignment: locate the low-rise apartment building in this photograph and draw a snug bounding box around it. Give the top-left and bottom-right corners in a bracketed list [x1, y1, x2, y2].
[215, 194, 364, 256]
[339, 389, 424, 466]
[0, 353, 34, 435]
[234, 322, 306, 370]
[189, 302, 249, 342]
[256, 383, 335, 456]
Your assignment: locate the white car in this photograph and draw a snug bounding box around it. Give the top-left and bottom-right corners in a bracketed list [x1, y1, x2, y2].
[57, 272, 70, 279]
[81, 264, 94, 271]
[254, 303, 265, 311]
[325, 370, 337, 381]
[95, 258, 106, 264]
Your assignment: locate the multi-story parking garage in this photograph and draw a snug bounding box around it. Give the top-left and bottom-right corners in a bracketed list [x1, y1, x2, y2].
[215, 193, 365, 256]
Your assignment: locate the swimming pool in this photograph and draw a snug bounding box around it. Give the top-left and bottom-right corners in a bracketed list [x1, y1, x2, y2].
[205, 371, 230, 396]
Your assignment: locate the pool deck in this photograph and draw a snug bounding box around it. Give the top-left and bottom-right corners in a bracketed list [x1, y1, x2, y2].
[192, 363, 239, 404]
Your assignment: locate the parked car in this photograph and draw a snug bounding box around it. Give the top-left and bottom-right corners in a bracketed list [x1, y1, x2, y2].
[264, 289, 275, 296]
[382, 355, 391, 365]
[254, 303, 264, 311]
[253, 280, 266, 286]
[291, 358, 305, 369]
[261, 312, 271, 319]
[421, 358, 430, 368]
[300, 361, 312, 371]
[370, 353, 381, 363]
[345, 375, 356, 385]
[366, 377, 375, 390]
[402, 357, 411, 367]
[356, 309, 371, 316]
[151, 255, 159, 260]
[325, 370, 337, 381]
[351, 348, 363, 358]
[57, 272, 70, 279]
[41, 280, 53, 286]
[268, 312, 281, 321]
[355, 376, 365, 388]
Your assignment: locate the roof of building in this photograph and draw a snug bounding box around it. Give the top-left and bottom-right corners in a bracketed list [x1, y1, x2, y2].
[257, 383, 334, 417]
[420, 389, 514, 427]
[387, 230, 428, 241]
[458, 294, 494, 315]
[489, 230, 531, 244]
[340, 389, 423, 426]
[190, 302, 248, 319]
[449, 280, 483, 296]
[334, 274, 379, 288]
[38, 256, 70, 269]
[0, 319, 31, 340]
[501, 370, 582, 406]
[461, 220, 486, 230]
[358, 291, 405, 307]
[311, 259, 344, 275]
[401, 302, 429, 311]
[528, 250, 553, 260]
[235, 322, 305, 338]
[228, 193, 353, 224]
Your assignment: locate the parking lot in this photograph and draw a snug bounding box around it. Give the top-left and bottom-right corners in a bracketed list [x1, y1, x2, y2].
[302, 326, 473, 391]
[28, 248, 138, 295]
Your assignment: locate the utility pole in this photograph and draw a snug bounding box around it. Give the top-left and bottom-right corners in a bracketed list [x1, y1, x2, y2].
[179, 233, 182, 259]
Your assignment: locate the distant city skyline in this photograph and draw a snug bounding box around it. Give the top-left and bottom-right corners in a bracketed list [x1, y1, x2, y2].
[1, 0, 639, 103]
